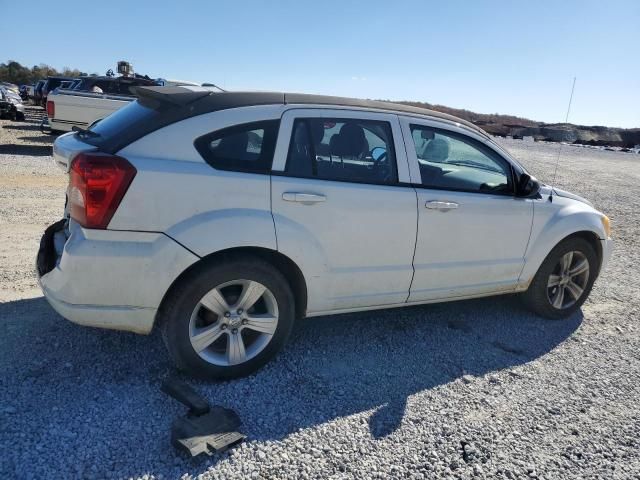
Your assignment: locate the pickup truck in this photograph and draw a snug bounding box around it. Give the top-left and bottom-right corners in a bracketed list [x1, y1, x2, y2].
[44, 76, 204, 133]
[45, 90, 134, 132]
[43, 74, 160, 132]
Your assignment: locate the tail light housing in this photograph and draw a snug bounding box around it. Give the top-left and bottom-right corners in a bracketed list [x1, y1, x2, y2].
[68, 153, 137, 229]
[46, 100, 55, 118]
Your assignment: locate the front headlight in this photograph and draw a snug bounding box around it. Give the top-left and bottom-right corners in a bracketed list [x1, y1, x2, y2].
[601, 215, 611, 238]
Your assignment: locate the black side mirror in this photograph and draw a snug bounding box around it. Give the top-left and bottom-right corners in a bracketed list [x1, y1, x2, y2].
[517, 173, 540, 197]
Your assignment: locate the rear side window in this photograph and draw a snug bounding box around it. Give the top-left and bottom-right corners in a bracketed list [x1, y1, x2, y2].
[285, 118, 398, 185]
[194, 120, 280, 174]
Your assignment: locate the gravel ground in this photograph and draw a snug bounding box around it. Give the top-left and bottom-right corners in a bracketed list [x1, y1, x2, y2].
[1, 107, 639, 480]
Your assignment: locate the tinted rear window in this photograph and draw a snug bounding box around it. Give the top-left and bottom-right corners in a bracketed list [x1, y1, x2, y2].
[82, 100, 161, 148]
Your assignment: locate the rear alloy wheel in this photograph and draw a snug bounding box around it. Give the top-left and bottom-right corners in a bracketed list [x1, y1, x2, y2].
[522, 237, 598, 319]
[189, 280, 279, 367]
[161, 257, 295, 379]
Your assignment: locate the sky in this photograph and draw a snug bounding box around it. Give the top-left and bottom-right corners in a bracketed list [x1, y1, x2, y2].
[2, 0, 638, 128]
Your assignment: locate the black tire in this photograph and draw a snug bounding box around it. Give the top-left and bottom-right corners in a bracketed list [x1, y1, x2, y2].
[521, 237, 598, 319]
[159, 256, 295, 379]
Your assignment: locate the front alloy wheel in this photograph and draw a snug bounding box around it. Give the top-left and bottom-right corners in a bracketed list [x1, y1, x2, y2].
[547, 251, 590, 310]
[521, 237, 598, 319]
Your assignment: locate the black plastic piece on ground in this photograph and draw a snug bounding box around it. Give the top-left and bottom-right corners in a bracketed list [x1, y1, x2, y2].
[161, 378, 210, 416]
[161, 378, 245, 457]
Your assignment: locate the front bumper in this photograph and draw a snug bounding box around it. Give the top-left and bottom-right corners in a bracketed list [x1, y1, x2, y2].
[600, 237, 613, 274]
[37, 219, 199, 334]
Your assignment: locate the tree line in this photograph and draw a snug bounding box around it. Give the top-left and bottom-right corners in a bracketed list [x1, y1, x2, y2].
[0, 60, 96, 85]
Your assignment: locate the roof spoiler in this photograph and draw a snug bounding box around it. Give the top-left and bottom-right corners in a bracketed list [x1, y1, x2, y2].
[132, 86, 213, 107]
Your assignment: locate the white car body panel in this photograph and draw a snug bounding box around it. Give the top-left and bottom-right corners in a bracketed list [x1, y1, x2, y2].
[47, 90, 132, 132]
[38, 220, 199, 333]
[410, 190, 533, 300]
[518, 189, 609, 286]
[38, 100, 613, 335]
[398, 116, 534, 300]
[52, 132, 97, 171]
[270, 108, 417, 311]
[111, 106, 286, 255]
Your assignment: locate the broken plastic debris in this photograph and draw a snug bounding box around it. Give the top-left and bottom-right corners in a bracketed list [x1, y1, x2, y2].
[161, 378, 245, 456]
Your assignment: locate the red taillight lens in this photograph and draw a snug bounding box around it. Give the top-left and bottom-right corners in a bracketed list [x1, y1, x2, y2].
[46, 100, 55, 118]
[68, 153, 137, 229]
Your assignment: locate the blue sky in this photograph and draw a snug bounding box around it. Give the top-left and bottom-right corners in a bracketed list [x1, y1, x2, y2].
[2, 0, 638, 128]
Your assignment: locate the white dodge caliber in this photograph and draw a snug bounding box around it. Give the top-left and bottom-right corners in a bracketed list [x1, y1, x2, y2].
[37, 87, 613, 378]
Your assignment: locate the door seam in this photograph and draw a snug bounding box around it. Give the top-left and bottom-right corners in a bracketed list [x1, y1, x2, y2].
[406, 187, 419, 302]
[269, 174, 279, 251]
[396, 114, 419, 303]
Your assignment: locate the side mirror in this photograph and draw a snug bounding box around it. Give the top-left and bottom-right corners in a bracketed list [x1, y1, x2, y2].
[517, 173, 540, 197]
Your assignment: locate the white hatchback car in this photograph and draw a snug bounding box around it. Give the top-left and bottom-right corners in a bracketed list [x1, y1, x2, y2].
[37, 87, 613, 378]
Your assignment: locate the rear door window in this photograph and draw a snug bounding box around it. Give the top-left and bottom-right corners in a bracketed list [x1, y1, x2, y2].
[285, 118, 398, 184]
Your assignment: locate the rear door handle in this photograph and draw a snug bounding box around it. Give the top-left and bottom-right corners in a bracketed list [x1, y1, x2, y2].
[425, 200, 459, 211]
[282, 192, 327, 204]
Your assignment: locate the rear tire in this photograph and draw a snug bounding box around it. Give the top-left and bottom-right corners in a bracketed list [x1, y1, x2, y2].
[521, 237, 598, 319]
[159, 256, 295, 379]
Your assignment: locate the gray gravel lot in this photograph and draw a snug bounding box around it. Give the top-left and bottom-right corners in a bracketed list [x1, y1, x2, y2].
[1, 107, 639, 479]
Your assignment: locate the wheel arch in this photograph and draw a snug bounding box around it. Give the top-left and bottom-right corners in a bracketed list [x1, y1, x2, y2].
[559, 230, 603, 272]
[520, 228, 603, 289]
[156, 246, 308, 329]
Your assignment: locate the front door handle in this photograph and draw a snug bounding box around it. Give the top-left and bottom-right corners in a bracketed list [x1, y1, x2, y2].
[282, 192, 327, 204]
[425, 200, 459, 211]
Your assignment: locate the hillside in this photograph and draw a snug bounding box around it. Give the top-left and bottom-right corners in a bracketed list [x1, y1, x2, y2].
[395, 100, 640, 148]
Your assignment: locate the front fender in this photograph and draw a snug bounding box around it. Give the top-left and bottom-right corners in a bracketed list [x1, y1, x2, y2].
[519, 196, 607, 286]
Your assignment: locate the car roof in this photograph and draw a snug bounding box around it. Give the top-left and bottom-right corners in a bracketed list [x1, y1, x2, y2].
[134, 86, 488, 138]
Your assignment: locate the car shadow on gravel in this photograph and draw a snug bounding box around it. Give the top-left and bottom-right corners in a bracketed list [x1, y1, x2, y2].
[17, 135, 56, 144]
[0, 295, 582, 478]
[1, 123, 42, 131]
[0, 144, 52, 156]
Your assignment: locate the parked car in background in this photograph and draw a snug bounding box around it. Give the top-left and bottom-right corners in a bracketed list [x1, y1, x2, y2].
[41, 76, 76, 106]
[0, 87, 25, 120]
[19, 85, 29, 101]
[0, 81, 19, 93]
[38, 87, 613, 379]
[33, 80, 46, 105]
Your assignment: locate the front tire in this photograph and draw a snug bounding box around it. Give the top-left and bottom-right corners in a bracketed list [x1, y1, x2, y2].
[160, 256, 295, 379]
[521, 237, 598, 319]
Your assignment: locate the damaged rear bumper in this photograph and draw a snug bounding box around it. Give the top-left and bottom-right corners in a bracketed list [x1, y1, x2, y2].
[36, 219, 199, 334]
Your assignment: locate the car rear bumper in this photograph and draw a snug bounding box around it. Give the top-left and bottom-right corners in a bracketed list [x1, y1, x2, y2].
[47, 118, 76, 133]
[37, 219, 199, 334]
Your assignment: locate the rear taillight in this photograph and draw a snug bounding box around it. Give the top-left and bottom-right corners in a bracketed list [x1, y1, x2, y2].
[68, 153, 136, 229]
[46, 100, 54, 118]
